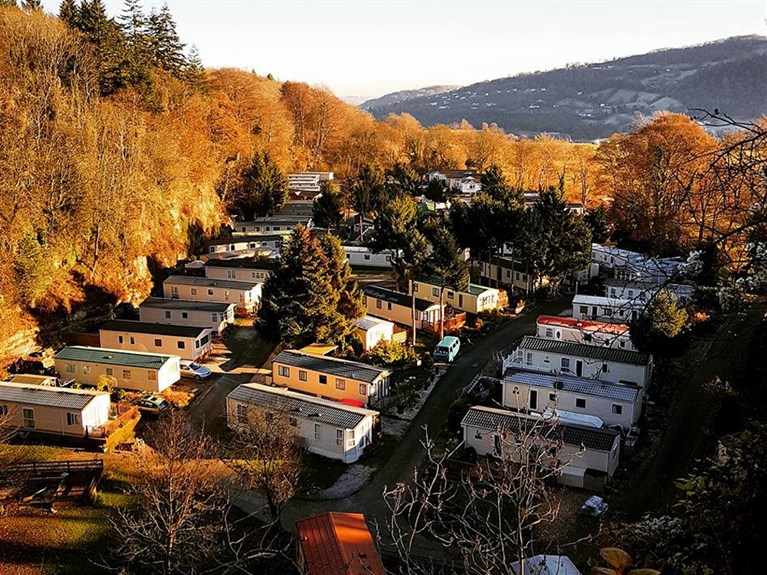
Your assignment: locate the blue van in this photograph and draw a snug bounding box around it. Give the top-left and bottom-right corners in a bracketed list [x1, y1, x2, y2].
[434, 336, 461, 363]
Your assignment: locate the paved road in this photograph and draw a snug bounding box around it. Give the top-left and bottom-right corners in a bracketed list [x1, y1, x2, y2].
[279, 300, 567, 532]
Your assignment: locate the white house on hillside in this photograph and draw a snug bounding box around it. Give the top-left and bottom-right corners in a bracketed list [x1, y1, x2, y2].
[98, 320, 213, 362]
[163, 275, 261, 315]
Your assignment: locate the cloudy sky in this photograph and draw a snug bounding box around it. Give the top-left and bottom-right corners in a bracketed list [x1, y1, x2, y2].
[41, 0, 767, 99]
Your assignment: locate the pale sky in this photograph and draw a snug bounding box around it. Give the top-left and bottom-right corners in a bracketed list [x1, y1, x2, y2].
[41, 0, 767, 99]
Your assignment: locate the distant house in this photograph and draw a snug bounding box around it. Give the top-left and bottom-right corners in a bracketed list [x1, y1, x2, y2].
[604, 278, 694, 303]
[226, 383, 378, 463]
[163, 275, 261, 315]
[354, 316, 394, 351]
[54, 346, 180, 393]
[571, 294, 644, 324]
[461, 405, 621, 489]
[591, 243, 683, 283]
[203, 258, 275, 282]
[295, 512, 385, 575]
[342, 246, 394, 269]
[510, 555, 582, 575]
[138, 297, 235, 333]
[231, 211, 312, 235]
[536, 315, 635, 351]
[362, 285, 444, 331]
[428, 170, 481, 195]
[410, 276, 502, 314]
[522, 192, 584, 215]
[480, 257, 543, 293]
[271, 350, 392, 407]
[0, 381, 110, 441]
[206, 234, 285, 257]
[98, 320, 212, 362]
[501, 368, 642, 432]
[505, 336, 653, 388]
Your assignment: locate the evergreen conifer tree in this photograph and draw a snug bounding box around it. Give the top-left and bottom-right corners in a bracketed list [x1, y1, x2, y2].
[312, 181, 345, 229]
[184, 44, 207, 91]
[258, 227, 360, 347]
[21, 0, 42, 10]
[147, 3, 186, 74]
[231, 152, 289, 219]
[58, 0, 79, 27]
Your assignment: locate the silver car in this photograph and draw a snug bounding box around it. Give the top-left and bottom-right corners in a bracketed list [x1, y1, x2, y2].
[179, 360, 212, 380]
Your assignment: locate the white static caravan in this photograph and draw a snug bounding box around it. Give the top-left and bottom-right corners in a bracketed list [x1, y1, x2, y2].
[0, 381, 110, 440]
[139, 297, 235, 333]
[98, 320, 212, 362]
[461, 406, 621, 489]
[54, 346, 180, 393]
[343, 246, 394, 269]
[571, 294, 644, 324]
[203, 258, 275, 282]
[536, 315, 636, 351]
[163, 275, 261, 315]
[502, 368, 642, 432]
[206, 234, 286, 257]
[354, 316, 395, 351]
[226, 383, 378, 464]
[506, 336, 653, 388]
[603, 278, 694, 304]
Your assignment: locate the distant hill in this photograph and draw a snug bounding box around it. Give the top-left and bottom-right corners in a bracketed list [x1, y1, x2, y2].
[362, 36, 767, 141]
[361, 85, 459, 110]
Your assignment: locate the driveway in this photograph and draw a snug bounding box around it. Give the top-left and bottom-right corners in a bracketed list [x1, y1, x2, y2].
[279, 300, 568, 531]
[186, 328, 277, 437]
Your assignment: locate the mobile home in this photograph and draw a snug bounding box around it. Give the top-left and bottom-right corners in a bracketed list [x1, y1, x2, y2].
[272, 350, 391, 407]
[163, 275, 261, 315]
[536, 315, 635, 351]
[54, 346, 180, 393]
[354, 316, 395, 351]
[410, 276, 502, 314]
[505, 336, 653, 388]
[0, 381, 110, 440]
[138, 297, 235, 333]
[362, 286, 444, 330]
[99, 320, 212, 362]
[226, 383, 378, 463]
[462, 405, 621, 489]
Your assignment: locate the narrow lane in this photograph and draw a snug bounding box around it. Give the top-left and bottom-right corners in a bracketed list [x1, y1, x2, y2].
[280, 300, 568, 530]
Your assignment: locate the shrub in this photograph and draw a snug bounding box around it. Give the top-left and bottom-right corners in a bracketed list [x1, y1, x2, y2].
[363, 339, 417, 368]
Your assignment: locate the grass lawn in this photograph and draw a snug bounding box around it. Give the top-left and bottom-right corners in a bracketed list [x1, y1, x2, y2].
[0, 447, 137, 575]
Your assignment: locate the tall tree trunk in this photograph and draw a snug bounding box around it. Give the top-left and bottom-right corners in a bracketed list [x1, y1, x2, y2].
[358, 212, 364, 242]
[439, 285, 445, 340]
[411, 291, 417, 346]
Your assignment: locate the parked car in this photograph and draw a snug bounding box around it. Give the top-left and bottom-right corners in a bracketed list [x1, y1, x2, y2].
[581, 495, 609, 517]
[180, 360, 212, 380]
[131, 395, 171, 416]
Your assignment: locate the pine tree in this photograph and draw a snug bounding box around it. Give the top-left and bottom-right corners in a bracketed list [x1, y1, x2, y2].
[319, 234, 364, 346]
[58, 0, 79, 27]
[312, 181, 345, 230]
[119, 0, 147, 52]
[520, 186, 592, 293]
[183, 44, 206, 89]
[231, 152, 289, 219]
[350, 164, 386, 242]
[258, 227, 360, 347]
[78, 0, 109, 38]
[147, 3, 186, 74]
[21, 0, 42, 10]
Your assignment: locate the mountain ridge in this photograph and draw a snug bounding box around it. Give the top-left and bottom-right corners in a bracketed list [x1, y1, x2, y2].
[362, 35, 767, 141]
